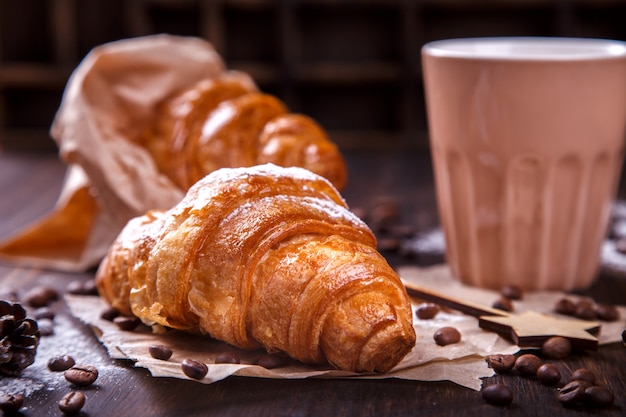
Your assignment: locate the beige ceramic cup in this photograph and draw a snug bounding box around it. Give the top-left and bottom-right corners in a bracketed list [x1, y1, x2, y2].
[422, 37, 626, 290]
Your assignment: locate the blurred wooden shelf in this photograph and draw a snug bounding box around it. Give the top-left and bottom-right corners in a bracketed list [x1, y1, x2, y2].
[1, 0, 625, 152]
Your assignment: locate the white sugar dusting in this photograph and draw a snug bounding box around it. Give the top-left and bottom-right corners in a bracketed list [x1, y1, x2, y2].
[402, 228, 446, 255]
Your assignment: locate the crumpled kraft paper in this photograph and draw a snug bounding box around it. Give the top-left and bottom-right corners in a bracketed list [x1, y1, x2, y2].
[0, 35, 225, 271]
[66, 265, 624, 391]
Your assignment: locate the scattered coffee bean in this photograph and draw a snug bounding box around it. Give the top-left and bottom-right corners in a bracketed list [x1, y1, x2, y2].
[148, 345, 173, 361]
[514, 354, 542, 376]
[24, 285, 58, 308]
[583, 385, 615, 408]
[554, 298, 576, 316]
[500, 285, 523, 300]
[37, 318, 55, 336]
[34, 306, 55, 320]
[537, 364, 561, 386]
[574, 300, 597, 320]
[64, 365, 99, 387]
[350, 206, 368, 221]
[113, 315, 141, 331]
[66, 280, 86, 295]
[595, 304, 620, 322]
[181, 359, 208, 380]
[215, 351, 240, 364]
[255, 353, 285, 369]
[485, 354, 516, 374]
[377, 237, 402, 252]
[100, 306, 120, 321]
[481, 384, 513, 406]
[388, 224, 417, 238]
[541, 336, 572, 359]
[368, 200, 399, 232]
[58, 391, 85, 414]
[571, 368, 596, 384]
[557, 379, 592, 406]
[415, 303, 440, 320]
[492, 297, 513, 312]
[433, 327, 461, 346]
[0, 393, 24, 413]
[615, 237, 626, 253]
[67, 279, 98, 296]
[82, 279, 98, 295]
[48, 355, 76, 372]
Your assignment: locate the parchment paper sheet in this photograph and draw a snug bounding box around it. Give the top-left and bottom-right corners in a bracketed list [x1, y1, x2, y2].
[0, 35, 226, 271]
[66, 265, 625, 391]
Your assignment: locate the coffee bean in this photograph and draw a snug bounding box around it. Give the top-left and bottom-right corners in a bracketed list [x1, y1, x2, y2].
[48, 355, 76, 372]
[481, 384, 513, 406]
[368, 200, 399, 232]
[615, 237, 626, 253]
[67, 279, 98, 296]
[622, 329, 625, 344]
[66, 280, 86, 295]
[485, 354, 516, 374]
[571, 368, 596, 384]
[377, 237, 402, 252]
[583, 385, 615, 408]
[255, 353, 285, 369]
[113, 315, 141, 331]
[558, 380, 592, 406]
[81, 279, 98, 295]
[215, 351, 240, 364]
[514, 354, 541, 376]
[595, 304, 620, 322]
[34, 306, 55, 320]
[100, 306, 120, 321]
[58, 391, 85, 414]
[24, 285, 58, 308]
[537, 363, 561, 386]
[38, 318, 54, 336]
[574, 300, 597, 320]
[541, 336, 572, 359]
[415, 303, 440, 320]
[492, 297, 513, 312]
[388, 224, 416, 238]
[0, 393, 24, 413]
[433, 327, 461, 346]
[554, 298, 576, 316]
[181, 359, 208, 379]
[64, 365, 99, 387]
[149, 345, 173, 361]
[500, 285, 523, 300]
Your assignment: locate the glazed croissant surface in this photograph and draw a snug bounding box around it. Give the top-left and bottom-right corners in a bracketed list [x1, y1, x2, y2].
[96, 164, 415, 373]
[140, 70, 347, 191]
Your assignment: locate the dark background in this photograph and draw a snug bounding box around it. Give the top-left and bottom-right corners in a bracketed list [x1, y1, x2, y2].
[1, 0, 625, 153]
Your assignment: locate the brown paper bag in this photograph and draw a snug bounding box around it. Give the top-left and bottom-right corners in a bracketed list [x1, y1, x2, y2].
[0, 35, 225, 271]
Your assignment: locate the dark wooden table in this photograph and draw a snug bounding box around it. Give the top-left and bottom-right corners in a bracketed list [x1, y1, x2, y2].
[1, 149, 624, 417]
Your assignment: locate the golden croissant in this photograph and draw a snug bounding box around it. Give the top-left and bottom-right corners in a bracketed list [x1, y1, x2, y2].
[139, 70, 347, 190]
[95, 164, 415, 373]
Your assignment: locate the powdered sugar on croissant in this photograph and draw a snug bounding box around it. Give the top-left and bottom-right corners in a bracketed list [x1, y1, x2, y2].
[96, 164, 415, 373]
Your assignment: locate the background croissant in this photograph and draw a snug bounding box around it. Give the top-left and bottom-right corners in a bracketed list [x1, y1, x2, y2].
[140, 71, 347, 190]
[96, 164, 415, 373]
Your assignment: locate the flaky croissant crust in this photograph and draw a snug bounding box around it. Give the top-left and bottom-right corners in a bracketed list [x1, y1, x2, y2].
[96, 164, 415, 373]
[141, 71, 347, 191]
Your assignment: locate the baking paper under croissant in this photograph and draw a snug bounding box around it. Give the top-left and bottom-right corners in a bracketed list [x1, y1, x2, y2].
[95, 164, 415, 373]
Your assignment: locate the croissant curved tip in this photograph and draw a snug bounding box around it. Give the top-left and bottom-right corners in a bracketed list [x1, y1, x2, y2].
[356, 321, 416, 373]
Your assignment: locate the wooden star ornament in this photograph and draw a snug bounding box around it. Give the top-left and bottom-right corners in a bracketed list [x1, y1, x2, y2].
[403, 281, 601, 351]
